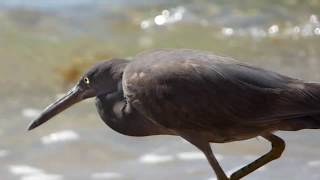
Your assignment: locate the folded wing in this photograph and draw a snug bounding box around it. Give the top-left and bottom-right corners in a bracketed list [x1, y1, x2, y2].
[123, 49, 320, 131]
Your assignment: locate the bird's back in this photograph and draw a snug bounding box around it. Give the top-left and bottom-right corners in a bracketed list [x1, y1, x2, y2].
[123, 49, 320, 142]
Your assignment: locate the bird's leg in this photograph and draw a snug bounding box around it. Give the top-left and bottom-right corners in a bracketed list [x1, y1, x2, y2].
[229, 134, 285, 180]
[202, 143, 229, 180]
[180, 134, 229, 180]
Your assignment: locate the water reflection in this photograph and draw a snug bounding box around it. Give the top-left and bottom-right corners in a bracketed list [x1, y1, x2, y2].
[41, 130, 80, 145]
[22, 108, 41, 119]
[91, 172, 122, 179]
[9, 165, 43, 175]
[139, 7, 320, 40]
[176, 151, 207, 161]
[140, 6, 186, 29]
[139, 153, 174, 164]
[20, 174, 63, 180]
[219, 15, 320, 38]
[9, 165, 63, 180]
[0, 149, 9, 157]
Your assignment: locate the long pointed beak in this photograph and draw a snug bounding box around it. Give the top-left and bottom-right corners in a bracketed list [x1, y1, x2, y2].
[28, 85, 85, 131]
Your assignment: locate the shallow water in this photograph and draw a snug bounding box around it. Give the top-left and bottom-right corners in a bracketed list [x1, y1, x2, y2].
[1, 0, 320, 179]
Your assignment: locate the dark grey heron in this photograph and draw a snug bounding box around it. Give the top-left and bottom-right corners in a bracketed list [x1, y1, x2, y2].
[28, 49, 320, 180]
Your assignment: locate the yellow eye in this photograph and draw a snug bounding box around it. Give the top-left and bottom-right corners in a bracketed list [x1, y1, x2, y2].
[83, 77, 90, 84]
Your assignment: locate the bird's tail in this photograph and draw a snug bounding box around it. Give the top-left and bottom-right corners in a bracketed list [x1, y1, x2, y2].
[280, 115, 320, 131]
[279, 82, 320, 131]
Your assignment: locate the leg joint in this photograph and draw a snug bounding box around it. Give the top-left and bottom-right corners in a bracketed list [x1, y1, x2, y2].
[265, 134, 286, 159]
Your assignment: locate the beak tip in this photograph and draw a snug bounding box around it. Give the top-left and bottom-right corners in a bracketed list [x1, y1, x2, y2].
[27, 121, 38, 131]
[26, 85, 84, 132]
[27, 126, 34, 131]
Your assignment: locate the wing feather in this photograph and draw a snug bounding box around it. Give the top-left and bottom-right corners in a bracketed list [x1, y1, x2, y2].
[123, 49, 320, 131]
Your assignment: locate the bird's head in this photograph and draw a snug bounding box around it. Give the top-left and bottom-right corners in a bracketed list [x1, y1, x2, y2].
[28, 59, 128, 130]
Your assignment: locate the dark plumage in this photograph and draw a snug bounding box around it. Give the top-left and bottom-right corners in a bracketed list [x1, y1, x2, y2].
[28, 49, 320, 180]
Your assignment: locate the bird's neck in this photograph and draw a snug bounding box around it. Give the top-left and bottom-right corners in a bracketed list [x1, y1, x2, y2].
[95, 86, 165, 136]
